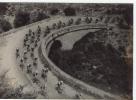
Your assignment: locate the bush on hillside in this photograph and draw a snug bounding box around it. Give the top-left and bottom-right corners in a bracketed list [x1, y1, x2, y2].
[0, 19, 12, 32]
[0, 3, 8, 15]
[30, 9, 49, 23]
[14, 9, 30, 28]
[50, 8, 59, 15]
[63, 7, 76, 16]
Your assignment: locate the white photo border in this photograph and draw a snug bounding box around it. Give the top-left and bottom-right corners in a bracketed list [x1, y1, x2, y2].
[0, 0, 134, 100]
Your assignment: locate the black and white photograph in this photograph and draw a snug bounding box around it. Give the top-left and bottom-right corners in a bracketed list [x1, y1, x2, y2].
[0, 2, 133, 100]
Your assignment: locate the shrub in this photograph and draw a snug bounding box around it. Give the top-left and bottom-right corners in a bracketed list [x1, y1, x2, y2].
[50, 8, 59, 15]
[63, 6, 76, 16]
[0, 3, 8, 15]
[37, 11, 49, 21]
[30, 9, 49, 23]
[0, 19, 12, 32]
[0, 70, 37, 99]
[14, 9, 30, 28]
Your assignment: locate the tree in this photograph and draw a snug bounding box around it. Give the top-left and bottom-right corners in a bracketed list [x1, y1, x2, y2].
[48, 40, 62, 65]
[0, 19, 12, 32]
[50, 40, 62, 50]
[14, 9, 30, 28]
[30, 9, 49, 23]
[50, 8, 59, 15]
[63, 6, 76, 16]
[37, 10, 49, 21]
[0, 3, 8, 15]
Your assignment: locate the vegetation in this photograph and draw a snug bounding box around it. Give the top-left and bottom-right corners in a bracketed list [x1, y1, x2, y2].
[0, 3, 8, 15]
[14, 8, 50, 28]
[0, 18, 12, 33]
[0, 70, 37, 99]
[30, 9, 49, 23]
[49, 30, 130, 94]
[63, 6, 76, 16]
[50, 8, 59, 15]
[105, 4, 133, 26]
[14, 9, 30, 28]
[36, 10, 49, 21]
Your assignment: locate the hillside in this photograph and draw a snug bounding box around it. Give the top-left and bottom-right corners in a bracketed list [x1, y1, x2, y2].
[49, 29, 131, 95]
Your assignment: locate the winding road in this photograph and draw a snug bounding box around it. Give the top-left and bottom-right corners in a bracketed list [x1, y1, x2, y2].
[0, 16, 96, 99]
